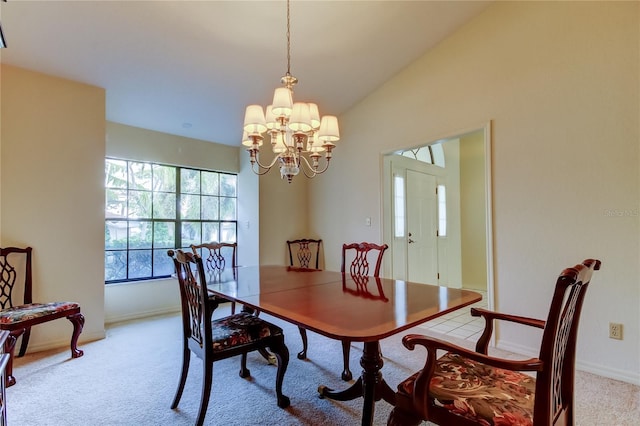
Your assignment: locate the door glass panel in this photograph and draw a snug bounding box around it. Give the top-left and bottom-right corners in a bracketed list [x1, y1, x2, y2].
[431, 144, 445, 167]
[394, 175, 405, 238]
[437, 184, 447, 237]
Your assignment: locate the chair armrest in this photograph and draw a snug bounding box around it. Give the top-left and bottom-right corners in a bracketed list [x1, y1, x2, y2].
[471, 307, 546, 328]
[401, 333, 542, 421]
[471, 307, 545, 354]
[402, 333, 543, 372]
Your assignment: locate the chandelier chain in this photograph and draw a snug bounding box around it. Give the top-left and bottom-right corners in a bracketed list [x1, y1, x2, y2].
[242, 0, 339, 183]
[286, 0, 291, 77]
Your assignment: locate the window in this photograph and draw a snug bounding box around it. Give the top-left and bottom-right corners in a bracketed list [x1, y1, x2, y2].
[393, 174, 405, 238]
[399, 143, 445, 168]
[105, 158, 237, 284]
[437, 184, 447, 237]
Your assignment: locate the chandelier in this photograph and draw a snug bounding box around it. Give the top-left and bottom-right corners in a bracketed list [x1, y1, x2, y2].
[241, 0, 340, 183]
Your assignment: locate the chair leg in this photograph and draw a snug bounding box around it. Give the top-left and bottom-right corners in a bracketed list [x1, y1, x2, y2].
[387, 407, 422, 426]
[267, 335, 291, 409]
[258, 348, 277, 365]
[239, 352, 250, 378]
[3, 333, 17, 387]
[297, 326, 308, 360]
[196, 358, 214, 426]
[171, 345, 191, 409]
[67, 312, 85, 358]
[230, 301, 236, 315]
[17, 327, 31, 358]
[341, 339, 353, 381]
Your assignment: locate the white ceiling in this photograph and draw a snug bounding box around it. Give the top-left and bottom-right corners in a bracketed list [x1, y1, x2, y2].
[0, 0, 492, 146]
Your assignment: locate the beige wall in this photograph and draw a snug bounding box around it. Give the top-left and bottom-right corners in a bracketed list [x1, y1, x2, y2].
[305, 1, 639, 383]
[258, 148, 314, 266]
[107, 122, 239, 172]
[1, 65, 106, 349]
[460, 130, 487, 290]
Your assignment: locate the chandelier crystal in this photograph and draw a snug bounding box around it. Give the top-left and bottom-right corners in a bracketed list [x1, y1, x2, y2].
[242, 0, 339, 183]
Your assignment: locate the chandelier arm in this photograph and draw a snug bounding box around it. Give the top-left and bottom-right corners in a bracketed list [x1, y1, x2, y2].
[250, 163, 274, 176]
[299, 153, 331, 176]
[312, 159, 331, 175]
[299, 157, 318, 179]
[250, 150, 282, 173]
[297, 154, 330, 178]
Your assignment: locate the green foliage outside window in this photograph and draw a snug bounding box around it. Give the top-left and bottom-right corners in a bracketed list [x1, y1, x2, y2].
[105, 158, 237, 284]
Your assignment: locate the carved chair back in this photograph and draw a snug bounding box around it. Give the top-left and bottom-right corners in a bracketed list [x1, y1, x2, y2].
[190, 242, 238, 313]
[341, 242, 388, 279]
[287, 239, 322, 269]
[191, 242, 237, 273]
[533, 259, 600, 424]
[0, 247, 32, 309]
[170, 249, 211, 355]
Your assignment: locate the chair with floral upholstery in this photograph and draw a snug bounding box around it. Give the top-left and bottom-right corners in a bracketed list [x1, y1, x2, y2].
[0, 246, 84, 387]
[168, 249, 290, 426]
[387, 258, 601, 426]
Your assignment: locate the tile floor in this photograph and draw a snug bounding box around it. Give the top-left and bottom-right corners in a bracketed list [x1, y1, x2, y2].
[417, 289, 488, 342]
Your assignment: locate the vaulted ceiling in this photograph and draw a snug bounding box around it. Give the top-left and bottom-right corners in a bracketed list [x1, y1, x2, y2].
[0, 1, 492, 146]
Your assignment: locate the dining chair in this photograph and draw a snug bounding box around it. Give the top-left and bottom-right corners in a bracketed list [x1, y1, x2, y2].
[190, 242, 238, 314]
[287, 238, 322, 269]
[286, 238, 323, 360]
[0, 246, 84, 387]
[168, 249, 290, 426]
[192, 242, 277, 365]
[339, 242, 388, 381]
[296, 241, 388, 382]
[387, 258, 601, 426]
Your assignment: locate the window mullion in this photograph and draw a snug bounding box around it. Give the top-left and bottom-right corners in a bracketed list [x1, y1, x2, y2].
[175, 166, 182, 249]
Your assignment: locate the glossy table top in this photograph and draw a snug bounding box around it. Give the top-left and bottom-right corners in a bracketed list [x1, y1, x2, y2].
[206, 265, 482, 342]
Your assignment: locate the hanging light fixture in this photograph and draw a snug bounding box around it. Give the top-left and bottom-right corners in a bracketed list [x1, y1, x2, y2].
[242, 0, 339, 183]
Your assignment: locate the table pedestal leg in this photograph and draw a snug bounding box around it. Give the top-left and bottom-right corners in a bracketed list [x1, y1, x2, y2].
[318, 341, 396, 426]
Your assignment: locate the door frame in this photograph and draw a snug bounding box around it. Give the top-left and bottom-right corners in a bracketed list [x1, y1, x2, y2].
[381, 121, 495, 311]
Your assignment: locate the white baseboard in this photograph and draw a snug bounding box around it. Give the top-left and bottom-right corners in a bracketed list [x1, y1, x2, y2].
[497, 339, 640, 386]
[23, 330, 106, 355]
[18, 307, 181, 355]
[496, 339, 538, 357]
[577, 359, 640, 386]
[105, 306, 181, 325]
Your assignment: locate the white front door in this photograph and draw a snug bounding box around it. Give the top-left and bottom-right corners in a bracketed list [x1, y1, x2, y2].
[406, 170, 439, 284]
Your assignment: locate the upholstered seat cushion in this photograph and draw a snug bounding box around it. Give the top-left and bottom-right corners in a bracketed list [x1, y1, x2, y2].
[211, 312, 282, 352]
[0, 302, 79, 324]
[397, 352, 535, 426]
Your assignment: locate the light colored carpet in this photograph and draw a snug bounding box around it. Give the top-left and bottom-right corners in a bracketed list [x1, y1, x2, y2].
[8, 306, 640, 425]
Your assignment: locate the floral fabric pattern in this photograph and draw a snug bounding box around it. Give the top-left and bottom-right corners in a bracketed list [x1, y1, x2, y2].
[211, 312, 282, 352]
[400, 352, 535, 426]
[0, 302, 79, 324]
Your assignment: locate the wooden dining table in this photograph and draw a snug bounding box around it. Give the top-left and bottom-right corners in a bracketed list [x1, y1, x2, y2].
[205, 265, 482, 426]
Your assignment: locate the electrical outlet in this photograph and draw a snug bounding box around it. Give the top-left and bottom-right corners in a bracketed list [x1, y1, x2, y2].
[609, 322, 623, 340]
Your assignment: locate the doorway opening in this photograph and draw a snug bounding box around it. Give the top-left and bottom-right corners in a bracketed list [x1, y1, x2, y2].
[382, 122, 494, 309]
